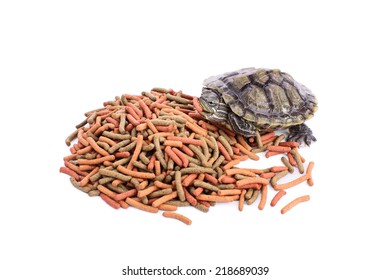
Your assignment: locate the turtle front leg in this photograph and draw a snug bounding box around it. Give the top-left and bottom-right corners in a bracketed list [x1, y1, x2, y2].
[227, 113, 256, 137]
[287, 123, 316, 146]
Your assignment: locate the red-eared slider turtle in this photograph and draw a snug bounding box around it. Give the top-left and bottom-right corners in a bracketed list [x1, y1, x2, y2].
[199, 67, 318, 145]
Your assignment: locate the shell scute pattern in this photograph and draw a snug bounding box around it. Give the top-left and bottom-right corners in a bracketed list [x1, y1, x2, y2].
[266, 83, 290, 114]
[250, 69, 269, 85]
[208, 68, 317, 130]
[268, 69, 284, 85]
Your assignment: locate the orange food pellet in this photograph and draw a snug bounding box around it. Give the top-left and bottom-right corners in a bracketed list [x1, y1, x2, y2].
[270, 190, 286, 207]
[281, 195, 310, 214]
[162, 211, 192, 225]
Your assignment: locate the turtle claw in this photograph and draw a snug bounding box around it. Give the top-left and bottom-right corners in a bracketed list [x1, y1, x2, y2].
[287, 123, 316, 146]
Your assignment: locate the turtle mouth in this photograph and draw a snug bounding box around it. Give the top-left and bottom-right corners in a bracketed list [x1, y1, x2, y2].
[199, 97, 212, 114]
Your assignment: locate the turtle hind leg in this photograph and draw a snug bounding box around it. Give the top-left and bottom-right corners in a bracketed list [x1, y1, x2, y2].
[227, 113, 256, 137]
[287, 123, 316, 146]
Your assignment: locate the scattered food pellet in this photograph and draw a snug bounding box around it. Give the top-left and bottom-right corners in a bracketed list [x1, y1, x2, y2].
[162, 211, 192, 225]
[60, 88, 316, 224]
[280, 195, 311, 214]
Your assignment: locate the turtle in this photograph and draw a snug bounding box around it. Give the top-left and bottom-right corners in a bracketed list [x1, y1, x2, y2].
[199, 67, 318, 145]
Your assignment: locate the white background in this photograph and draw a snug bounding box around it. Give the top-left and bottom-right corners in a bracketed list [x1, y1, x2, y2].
[1, 0, 389, 279]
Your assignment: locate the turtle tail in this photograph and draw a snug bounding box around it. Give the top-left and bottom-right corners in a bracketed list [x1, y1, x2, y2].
[287, 123, 316, 146]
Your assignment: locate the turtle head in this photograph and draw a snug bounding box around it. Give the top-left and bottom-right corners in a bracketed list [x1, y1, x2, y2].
[199, 88, 228, 123]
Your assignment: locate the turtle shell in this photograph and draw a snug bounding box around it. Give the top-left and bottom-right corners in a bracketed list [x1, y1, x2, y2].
[203, 68, 318, 130]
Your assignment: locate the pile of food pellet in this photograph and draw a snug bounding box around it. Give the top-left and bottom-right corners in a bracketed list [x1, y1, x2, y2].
[61, 88, 315, 225]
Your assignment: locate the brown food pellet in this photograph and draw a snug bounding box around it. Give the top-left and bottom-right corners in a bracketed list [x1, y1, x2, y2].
[246, 189, 259, 205]
[290, 148, 305, 174]
[281, 156, 295, 173]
